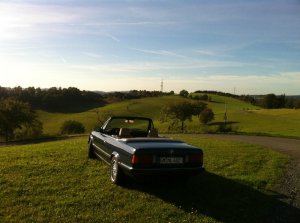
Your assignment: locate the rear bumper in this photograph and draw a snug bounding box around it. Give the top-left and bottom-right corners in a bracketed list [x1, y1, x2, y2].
[121, 164, 205, 177]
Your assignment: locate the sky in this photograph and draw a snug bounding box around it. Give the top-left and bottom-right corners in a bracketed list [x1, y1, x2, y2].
[0, 0, 300, 95]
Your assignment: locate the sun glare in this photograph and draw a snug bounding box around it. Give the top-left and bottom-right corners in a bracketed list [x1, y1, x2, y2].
[0, 4, 26, 40]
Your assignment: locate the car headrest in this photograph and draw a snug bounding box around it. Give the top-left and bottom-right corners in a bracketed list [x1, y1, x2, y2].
[148, 128, 158, 137]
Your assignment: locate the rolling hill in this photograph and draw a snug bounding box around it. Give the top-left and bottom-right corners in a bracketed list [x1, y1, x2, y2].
[37, 94, 300, 138]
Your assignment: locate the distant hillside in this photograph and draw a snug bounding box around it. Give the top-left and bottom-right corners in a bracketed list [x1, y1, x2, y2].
[253, 95, 300, 99]
[286, 95, 300, 99]
[37, 94, 300, 138]
[0, 88, 300, 142]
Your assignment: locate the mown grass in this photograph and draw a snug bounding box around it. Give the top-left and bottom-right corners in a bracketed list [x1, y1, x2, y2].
[37, 95, 300, 138]
[0, 136, 292, 222]
[237, 109, 300, 137]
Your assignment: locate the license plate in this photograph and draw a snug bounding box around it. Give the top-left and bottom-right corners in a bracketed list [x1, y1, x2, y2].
[159, 157, 183, 164]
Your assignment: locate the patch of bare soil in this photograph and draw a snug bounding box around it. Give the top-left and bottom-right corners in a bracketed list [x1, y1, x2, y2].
[196, 134, 300, 222]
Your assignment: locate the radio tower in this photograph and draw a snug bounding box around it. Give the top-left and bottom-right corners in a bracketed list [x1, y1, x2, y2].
[160, 79, 164, 92]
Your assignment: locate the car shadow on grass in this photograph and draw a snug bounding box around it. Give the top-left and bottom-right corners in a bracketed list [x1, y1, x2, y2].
[124, 171, 300, 223]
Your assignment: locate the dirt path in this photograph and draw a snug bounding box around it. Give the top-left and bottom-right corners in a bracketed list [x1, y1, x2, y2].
[193, 134, 300, 221]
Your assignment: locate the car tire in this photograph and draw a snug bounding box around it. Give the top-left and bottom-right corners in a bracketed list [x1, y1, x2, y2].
[110, 156, 125, 185]
[88, 141, 96, 159]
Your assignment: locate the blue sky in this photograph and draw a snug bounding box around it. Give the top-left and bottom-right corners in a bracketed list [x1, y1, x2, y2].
[0, 0, 300, 94]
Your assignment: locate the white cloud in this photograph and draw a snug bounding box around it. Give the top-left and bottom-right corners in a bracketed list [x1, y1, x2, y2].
[131, 48, 186, 58]
[0, 2, 82, 40]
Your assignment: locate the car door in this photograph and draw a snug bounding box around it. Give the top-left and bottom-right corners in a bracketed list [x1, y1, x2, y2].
[92, 131, 111, 163]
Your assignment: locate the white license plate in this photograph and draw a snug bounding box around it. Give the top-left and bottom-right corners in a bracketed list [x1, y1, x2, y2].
[159, 157, 183, 164]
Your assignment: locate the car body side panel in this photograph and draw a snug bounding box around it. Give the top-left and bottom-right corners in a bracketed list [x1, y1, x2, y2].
[92, 132, 111, 163]
[91, 131, 136, 170]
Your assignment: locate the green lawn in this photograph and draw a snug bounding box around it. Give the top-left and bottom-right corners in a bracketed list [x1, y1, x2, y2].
[37, 95, 300, 138]
[0, 136, 291, 222]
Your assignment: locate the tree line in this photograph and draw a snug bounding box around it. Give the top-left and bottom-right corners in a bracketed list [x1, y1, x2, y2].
[0, 86, 105, 111]
[194, 90, 256, 104]
[105, 90, 174, 102]
[194, 90, 300, 109]
[256, 94, 300, 109]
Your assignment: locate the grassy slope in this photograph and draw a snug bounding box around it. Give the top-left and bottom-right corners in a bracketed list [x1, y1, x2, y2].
[37, 95, 300, 137]
[201, 94, 300, 137]
[0, 136, 289, 222]
[240, 109, 300, 137]
[37, 96, 186, 135]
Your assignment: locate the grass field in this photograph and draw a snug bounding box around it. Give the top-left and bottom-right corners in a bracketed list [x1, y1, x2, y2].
[37, 95, 300, 138]
[0, 136, 292, 222]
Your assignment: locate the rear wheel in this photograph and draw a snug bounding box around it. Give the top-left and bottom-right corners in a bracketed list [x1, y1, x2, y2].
[110, 156, 125, 185]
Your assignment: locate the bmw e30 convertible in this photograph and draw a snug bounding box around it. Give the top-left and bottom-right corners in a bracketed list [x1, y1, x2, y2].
[88, 116, 204, 185]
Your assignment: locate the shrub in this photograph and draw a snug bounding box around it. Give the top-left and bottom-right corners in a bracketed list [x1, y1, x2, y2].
[199, 108, 214, 124]
[60, 120, 85, 134]
[179, 89, 189, 98]
[0, 98, 41, 142]
[14, 120, 43, 140]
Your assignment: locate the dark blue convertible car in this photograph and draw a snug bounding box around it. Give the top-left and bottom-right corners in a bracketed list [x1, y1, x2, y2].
[88, 116, 204, 185]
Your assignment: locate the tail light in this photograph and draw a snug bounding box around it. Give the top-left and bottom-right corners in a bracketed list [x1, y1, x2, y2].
[132, 154, 153, 165]
[131, 154, 139, 165]
[188, 153, 203, 164]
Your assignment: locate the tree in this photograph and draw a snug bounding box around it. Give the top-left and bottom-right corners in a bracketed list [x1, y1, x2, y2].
[199, 108, 215, 124]
[294, 99, 300, 109]
[0, 98, 41, 142]
[179, 89, 189, 98]
[261, 94, 277, 108]
[60, 120, 85, 134]
[160, 101, 207, 131]
[261, 94, 287, 109]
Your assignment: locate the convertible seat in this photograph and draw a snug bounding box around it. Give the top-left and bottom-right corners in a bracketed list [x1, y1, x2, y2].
[119, 128, 131, 138]
[148, 128, 158, 137]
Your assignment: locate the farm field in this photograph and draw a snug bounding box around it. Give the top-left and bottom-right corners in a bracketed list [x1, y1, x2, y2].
[37, 95, 300, 138]
[0, 136, 292, 222]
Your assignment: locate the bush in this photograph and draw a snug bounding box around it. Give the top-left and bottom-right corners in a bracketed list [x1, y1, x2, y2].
[0, 98, 41, 142]
[199, 108, 214, 124]
[14, 120, 43, 140]
[179, 89, 189, 98]
[60, 120, 85, 134]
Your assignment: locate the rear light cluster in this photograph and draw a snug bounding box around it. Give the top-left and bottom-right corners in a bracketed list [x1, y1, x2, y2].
[131, 154, 153, 165]
[187, 153, 203, 164]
